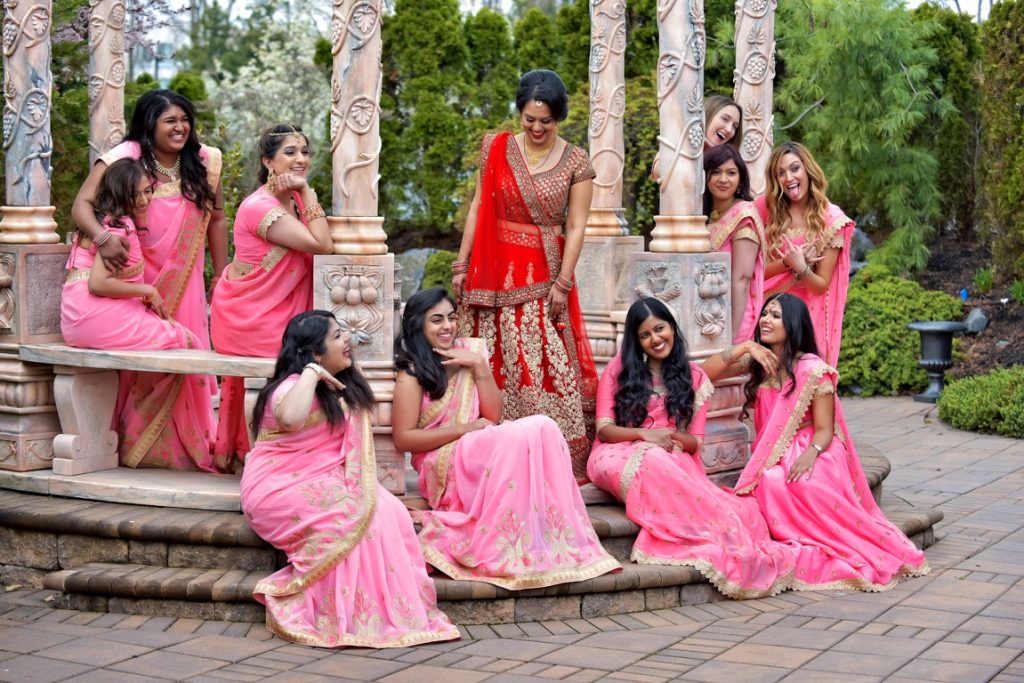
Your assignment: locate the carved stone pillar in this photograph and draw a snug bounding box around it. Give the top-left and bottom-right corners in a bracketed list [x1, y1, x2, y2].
[578, 0, 643, 370]
[648, 0, 708, 253]
[318, 0, 401, 491]
[87, 0, 127, 164]
[733, 0, 776, 196]
[0, 0, 67, 471]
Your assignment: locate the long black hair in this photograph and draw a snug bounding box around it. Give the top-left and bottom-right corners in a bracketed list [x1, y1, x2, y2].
[743, 293, 820, 409]
[615, 298, 695, 430]
[92, 158, 147, 231]
[126, 89, 216, 213]
[702, 143, 753, 219]
[394, 287, 455, 401]
[251, 310, 375, 433]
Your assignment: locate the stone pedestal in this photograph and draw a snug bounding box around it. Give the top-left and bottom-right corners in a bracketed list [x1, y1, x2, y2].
[0, 239, 69, 471]
[51, 367, 118, 475]
[326, 216, 387, 256]
[577, 231, 644, 370]
[648, 214, 711, 254]
[313, 252, 403, 494]
[627, 249, 750, 473]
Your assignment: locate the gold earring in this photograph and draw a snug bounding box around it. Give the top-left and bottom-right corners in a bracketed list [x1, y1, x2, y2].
[266, 168, 279, 193]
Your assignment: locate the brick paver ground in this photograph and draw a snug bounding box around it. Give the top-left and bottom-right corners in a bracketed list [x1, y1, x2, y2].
[1, 397, 1022, 682]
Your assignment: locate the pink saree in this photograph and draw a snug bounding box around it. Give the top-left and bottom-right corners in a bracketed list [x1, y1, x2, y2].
[61, 221, 196, 353]
[240, 376, 459, 648]
[735, 354, 929, 590]
[709, 201, 765, 343]
[588, 355, 798, 598]
[412, 338, 620, 590]
[756, 196, 854, 365]
[210, 187, 314, 463]
[100, 141, 220, 471]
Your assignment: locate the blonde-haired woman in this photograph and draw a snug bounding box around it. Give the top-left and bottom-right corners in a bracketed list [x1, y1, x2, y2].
[754, 142, 854, 366]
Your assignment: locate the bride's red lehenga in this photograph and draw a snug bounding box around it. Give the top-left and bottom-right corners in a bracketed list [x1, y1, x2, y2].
[458, 131, 598, 482]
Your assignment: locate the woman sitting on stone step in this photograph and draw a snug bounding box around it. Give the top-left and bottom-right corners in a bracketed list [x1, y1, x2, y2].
[392, 287, 620, 590]
[240, 310, 459, 648]
[588, 297, 798, 599]
[703, 293, 930, 590]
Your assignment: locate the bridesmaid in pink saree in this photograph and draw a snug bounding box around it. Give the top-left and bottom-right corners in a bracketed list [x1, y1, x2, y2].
[71, 90, 225, 470]
[210, 124, 333, 465]
[588, 298, 797, 598]
[392, 288, 620, 590]
[755, 142, 854, 366]
[240, 311, 459, 648]
[703, 145, 765, 343]
[704, 294, 929, 590]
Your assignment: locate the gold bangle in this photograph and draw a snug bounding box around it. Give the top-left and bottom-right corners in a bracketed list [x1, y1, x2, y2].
[303, 203, 326, 222]
[720, 344, 736, 364]
[473, 372, 491, 381]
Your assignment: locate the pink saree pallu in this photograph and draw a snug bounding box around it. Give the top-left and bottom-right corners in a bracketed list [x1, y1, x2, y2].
[100, 141, 220, 470]
[709, 201, 766, 343]
[756, 196, 854, 367]
[736, 354, 930, 591]
[588, 356, 798, 599]
[412, 338, 620, 590]
[211, 187, 314, 463]
[240, 377, 459, 648]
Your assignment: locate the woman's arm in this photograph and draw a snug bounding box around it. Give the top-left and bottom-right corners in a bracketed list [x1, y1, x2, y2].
[546, 177, 593, 320]
[207, 184, 229, 279]
[391, 371, 493, 453]
[452, 177, 481, 302]
[786, 390, 835, 482]
[799, 246, 840, 295]
[71, 161, 130, 269]
[88, 257, 156, 301]
[264, 180, 333, 255]
[597, 423, 674, 449]
[702, 340, 778, 382]
[273, 366, 324, 431]
[730, 236, 759, 336]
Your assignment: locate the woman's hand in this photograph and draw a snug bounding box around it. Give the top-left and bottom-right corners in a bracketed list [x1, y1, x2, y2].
[546, 284, 568, 322]
[460, 417, 494, 436]
[99, 236, 131, 272]
[787, 447, 819, 483]
[746, 343, 779, 376]
[638, 427, 674, 450]
[451, 273, 466, 303]
[143, 287, 168, 319]
[272, 172, 307, 194]
[435, 347, 484, 371]
[781, 236, 809, 274]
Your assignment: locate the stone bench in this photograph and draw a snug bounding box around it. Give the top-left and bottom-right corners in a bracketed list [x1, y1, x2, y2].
[17, 344, 405, 493]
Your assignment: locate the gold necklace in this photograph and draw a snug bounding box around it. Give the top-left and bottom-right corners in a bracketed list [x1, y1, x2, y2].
[524, 138, 555, 167]
[152, 155, 181, 181]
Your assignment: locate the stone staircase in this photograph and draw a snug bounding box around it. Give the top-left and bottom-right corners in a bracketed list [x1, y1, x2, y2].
[0, 447, 942, 625]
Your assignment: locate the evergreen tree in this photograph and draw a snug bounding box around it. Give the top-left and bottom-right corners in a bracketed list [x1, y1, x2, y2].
[514, 7, 561, 74]
[774, 0, 945, 273]
[555, 0, 590, 94]
[465, 8, 518, 124]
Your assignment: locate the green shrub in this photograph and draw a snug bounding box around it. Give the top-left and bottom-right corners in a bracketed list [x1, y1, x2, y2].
[838, 274, 963, 396]
[938, 365, 1024, 438]
[419, 250, 457, 293]
[973, 267, 994, 294]
[1010, 280, 1024, 305]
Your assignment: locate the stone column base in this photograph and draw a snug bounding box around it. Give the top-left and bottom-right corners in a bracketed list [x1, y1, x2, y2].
[577, 234, 644, 370]
[0, 243, 72, 343]
[326, 215, 388, 256]
[648, 214, 710, 253]
[0, 206, 60, 245]
[0, 351, 60, 471]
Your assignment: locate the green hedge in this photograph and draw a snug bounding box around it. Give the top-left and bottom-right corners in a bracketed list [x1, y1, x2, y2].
[419, 250, 457, 293]
[838, 272, 963, 396]
[938, 366, 1024, 438]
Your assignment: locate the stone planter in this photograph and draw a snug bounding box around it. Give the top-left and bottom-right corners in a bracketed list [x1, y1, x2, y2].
[907, 321, 967, 403]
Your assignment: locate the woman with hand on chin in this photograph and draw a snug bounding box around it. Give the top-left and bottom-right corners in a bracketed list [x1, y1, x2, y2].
[452, 69, 599, 483]
[703, 144, 765, 342]
[588, 297, 798, 599]
[71, 89, 224, 471]
[210, 123, 333, 468]
[241, 310, 459, 648]
[754, 142, 854, 366]
[704, 294, 929, 591]
[392, 288, 619, 590]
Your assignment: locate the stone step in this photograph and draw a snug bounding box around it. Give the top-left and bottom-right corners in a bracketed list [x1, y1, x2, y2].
[39, 497, 941, 624]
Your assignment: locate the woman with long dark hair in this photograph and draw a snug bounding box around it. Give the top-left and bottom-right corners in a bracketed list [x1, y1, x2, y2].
[392, 288, 619, 590]
[451, 69, 599, 482]
[70, 89, 225, 470]
[210, 123, 332, 466]
[588, 297, 798, 598]
[703, 144, 765, 342]
[704, 294, 929, 590]
[240, 310, 459, 648]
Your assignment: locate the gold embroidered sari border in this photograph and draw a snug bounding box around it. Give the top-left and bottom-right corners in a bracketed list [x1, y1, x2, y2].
[631, 551, 796, 600]
[260, 608, 459, 649]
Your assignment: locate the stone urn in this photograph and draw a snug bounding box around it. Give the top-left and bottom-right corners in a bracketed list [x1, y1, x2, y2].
[907, 321, 967, 403]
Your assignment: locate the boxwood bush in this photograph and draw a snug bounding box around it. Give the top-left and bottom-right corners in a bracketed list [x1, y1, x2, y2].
[838, 271, 963, 396]
[938, 366, 1024, 438]
[419, 249, 457, 293]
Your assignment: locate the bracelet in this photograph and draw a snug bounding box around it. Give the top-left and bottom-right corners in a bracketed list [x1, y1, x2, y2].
[451, 258, 469, 275]
[93, 230, 112, 247]
[802, 263, 813, 277]
[473, 372, 491, 382]
[303, 203, 326, 222]
[810, 443, 823, 454]
[720, 344, 736, 364]
[553, 274, 573, 294]
[304, 361, 327, 379]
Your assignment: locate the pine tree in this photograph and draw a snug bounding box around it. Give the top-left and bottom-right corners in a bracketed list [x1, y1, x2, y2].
[514, 7, 561, 75]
